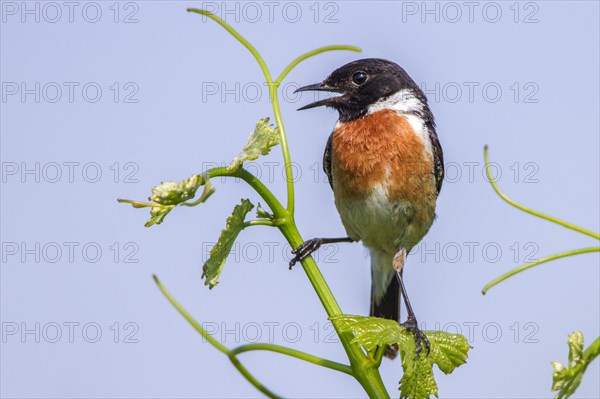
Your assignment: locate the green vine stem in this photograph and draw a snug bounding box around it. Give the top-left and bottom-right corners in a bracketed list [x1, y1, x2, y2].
[276, 45, 361, 84]
[154, 273, 368, 396]
[229, 343, 353, 375]
[153, 275, 281, 398]
[205, 166, 286, 216]
[482, 146, 600, 294]
[482, 247, 600, 294]
[483, 146, 599, 240]
[169, 10, 389, 398]
[580, 337, 600, 376]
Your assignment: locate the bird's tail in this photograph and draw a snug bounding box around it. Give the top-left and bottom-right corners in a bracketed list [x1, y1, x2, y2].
[369, 248, 400, 359]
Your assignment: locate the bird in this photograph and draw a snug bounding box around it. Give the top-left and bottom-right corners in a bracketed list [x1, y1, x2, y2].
[289, 58, 444, 359]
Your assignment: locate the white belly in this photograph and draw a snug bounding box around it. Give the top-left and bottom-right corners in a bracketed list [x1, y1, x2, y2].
[334, 181, 435, 255]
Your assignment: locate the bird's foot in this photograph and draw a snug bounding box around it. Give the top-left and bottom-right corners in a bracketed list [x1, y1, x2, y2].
[401, 316, 430, 357]
[289, 238, 323, 269]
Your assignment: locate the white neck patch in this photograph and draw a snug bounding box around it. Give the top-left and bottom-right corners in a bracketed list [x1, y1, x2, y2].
[367, 89, 424, 115]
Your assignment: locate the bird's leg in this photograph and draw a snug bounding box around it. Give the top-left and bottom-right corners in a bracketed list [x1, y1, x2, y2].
[394, 249, 430, 356]
[289, 237, 353, 269]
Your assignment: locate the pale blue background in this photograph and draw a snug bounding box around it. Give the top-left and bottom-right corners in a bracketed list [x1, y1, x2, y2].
[1, 1, 599, 398]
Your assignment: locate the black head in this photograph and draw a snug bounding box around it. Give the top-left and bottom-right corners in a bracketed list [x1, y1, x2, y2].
[295, 58, 427, 123]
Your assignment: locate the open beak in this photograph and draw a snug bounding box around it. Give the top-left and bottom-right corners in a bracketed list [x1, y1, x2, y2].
[294, 82, 342, 110]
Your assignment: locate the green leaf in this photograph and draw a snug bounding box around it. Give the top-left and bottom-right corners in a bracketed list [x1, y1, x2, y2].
[227, 118, 280, 172]
[202, 199, 254, 288]
[331, 314, 470, 399]
[118, 173, 215, 227]
[427, 331, 471, 374]
[551, 332, 600, 399]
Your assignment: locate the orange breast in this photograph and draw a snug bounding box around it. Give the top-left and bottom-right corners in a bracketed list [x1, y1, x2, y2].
[331, 109, 435, 203]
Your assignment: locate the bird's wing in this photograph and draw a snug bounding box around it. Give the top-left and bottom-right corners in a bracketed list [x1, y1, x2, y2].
[429, 128, 444, 194]
[323, 132, 334, 189]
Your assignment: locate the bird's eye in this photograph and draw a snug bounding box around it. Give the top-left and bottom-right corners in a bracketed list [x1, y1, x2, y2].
[352, 71, 368, 85]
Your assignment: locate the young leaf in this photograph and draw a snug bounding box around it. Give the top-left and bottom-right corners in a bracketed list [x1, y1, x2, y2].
[118, 173, 215, 227]
[331, 314, 470, 399]
[398, 347, 437, 399]
[551, 331, 600, 399]
[331, 314, 408, 351]
[227, 118, 280, 172]
[202, 199, 254, 288]
[256, 202, 274, 220]
[149, 174, 204, 205]
[426, 331, 471, 374]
